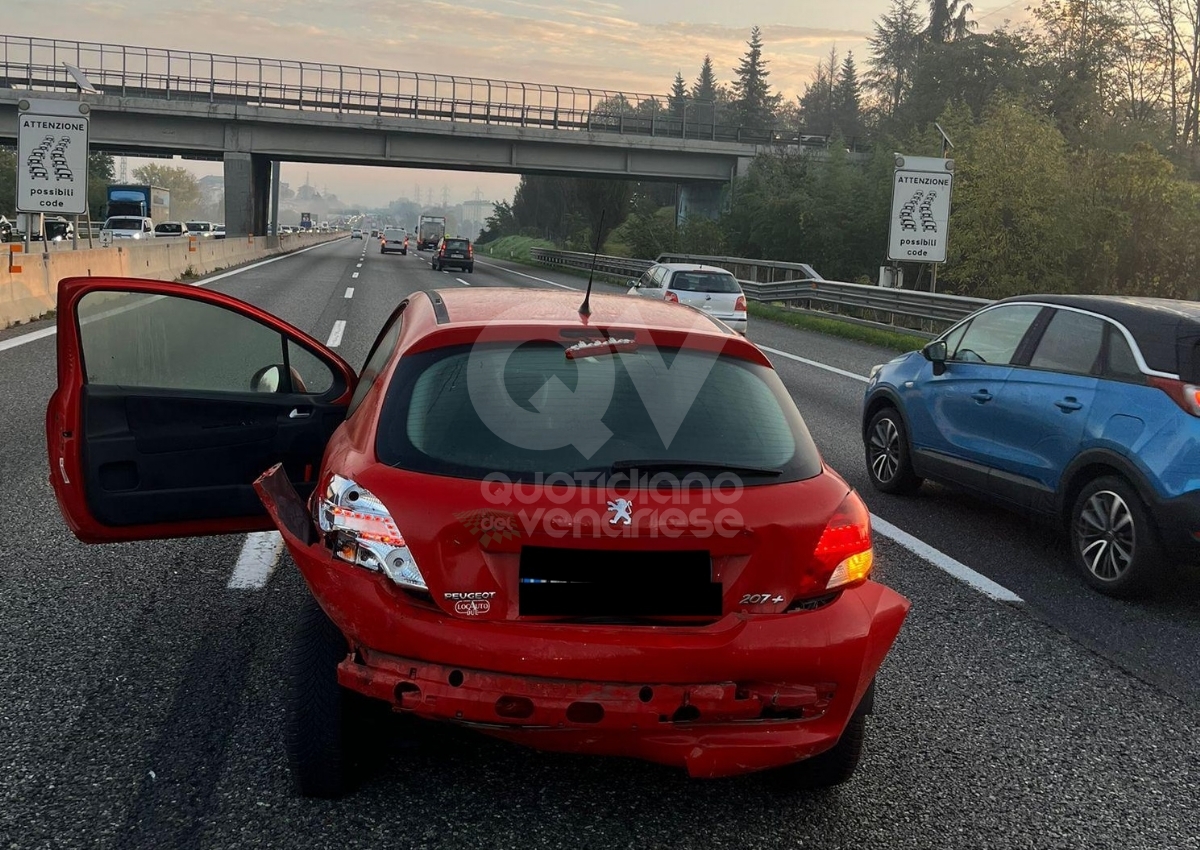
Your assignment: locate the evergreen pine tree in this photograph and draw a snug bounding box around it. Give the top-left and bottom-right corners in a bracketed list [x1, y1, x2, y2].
[732, 26, 783, 129]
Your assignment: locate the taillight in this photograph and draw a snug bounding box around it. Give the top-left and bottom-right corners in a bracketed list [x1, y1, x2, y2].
[1149, 377, 1200, 416]
[468, 244, 474, 257]
[734, 295, 747, 312]
[314, 474, 427, 592]
[664, 291, 680, 303]
[805, 491, 874, 597]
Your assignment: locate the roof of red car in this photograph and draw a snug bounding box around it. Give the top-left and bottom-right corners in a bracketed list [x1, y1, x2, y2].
[432, 287, 735, 335]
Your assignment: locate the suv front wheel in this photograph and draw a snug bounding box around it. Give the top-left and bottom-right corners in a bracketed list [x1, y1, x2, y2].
[865, 408, 922, 495]
[1069, 476, 1161, 597]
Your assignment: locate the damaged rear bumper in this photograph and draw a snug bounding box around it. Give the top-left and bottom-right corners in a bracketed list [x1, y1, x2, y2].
[256, 464, 911, 778]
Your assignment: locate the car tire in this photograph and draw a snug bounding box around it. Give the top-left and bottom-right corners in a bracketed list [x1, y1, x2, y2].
[1070, 475, 1161, 597]
[771, 681, 873, 790]
[865, 407, 922, 495]
[284, 596, 377, 798]
[401, 250, 407, 256]
[431, 261, 439, 271]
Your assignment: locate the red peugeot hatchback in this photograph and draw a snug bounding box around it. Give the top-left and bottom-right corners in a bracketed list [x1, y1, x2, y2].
[46, 277, 909, 797]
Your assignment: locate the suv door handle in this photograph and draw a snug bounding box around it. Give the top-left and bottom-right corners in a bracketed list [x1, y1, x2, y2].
[970, 390, 992, 403]
[1055, 398, 1083, 412]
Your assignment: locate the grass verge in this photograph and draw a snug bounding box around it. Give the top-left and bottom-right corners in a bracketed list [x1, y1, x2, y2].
[749, 302, 927, 352]
[478, 236, 557, 263]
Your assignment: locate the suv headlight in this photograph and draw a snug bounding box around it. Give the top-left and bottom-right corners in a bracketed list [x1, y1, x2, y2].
[315, 474, 427, 592]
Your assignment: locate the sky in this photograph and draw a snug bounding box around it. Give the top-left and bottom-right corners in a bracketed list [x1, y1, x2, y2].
[8, 0, 1027, 209]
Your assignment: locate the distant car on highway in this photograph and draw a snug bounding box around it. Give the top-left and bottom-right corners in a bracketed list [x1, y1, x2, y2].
[213, 224, 226, 239]
[864, 295, 1200, 597]
[380, 228, 408, 255]
[154, 221, 190, 238]
[101, 216, 155, 240]
[627, 263, 748, 335]
[186, 221, 215, 237]
[351, 228, 363, 240]
[430, 236, 473, 272]
[43, 279, 908, 798]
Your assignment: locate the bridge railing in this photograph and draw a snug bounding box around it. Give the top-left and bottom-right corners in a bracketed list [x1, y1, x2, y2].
[529, 248, 989, 338]
[0, 35, 870, 149]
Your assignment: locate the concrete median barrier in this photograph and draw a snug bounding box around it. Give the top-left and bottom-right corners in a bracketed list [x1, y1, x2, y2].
[0, 232, 342, 328]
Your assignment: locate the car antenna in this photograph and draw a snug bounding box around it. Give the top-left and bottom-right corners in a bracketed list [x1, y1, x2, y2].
[579, 211, 605, 319]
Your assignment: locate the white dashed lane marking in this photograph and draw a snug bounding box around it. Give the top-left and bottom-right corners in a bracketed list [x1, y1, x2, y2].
[344, 287, 354, 298]
[456, 278, 471, 286]
[227, 531, 284, 590]
[326, 320, 346, 348]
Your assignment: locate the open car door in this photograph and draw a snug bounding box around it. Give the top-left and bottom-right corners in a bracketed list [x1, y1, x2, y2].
[46, 277, 357, 543]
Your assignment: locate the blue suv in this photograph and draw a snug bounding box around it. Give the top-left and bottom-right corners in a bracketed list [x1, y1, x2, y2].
[862, 295, 1200, 597]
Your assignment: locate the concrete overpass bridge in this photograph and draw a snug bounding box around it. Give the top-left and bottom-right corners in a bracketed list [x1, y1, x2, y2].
[0, 35, 860, 234]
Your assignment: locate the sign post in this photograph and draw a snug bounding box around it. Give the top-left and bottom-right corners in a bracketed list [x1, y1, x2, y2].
[887, 154, 954, 290]
[16, 98, 91, 224]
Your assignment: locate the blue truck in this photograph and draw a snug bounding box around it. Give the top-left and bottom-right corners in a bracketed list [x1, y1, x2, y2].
[105, 185, 170, 222]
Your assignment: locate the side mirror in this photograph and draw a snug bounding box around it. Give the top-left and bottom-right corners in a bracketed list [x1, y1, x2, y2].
[629, 279, 639, 288]
[251, 365, 282, 393]
[923, 340, 948, 376]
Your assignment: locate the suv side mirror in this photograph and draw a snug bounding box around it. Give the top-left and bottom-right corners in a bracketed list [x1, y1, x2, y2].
[923, 340, 948, 376]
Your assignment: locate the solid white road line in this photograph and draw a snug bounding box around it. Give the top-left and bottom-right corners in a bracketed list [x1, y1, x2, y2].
[227, 531, 284, 590]
[456, 278, 471, 286]
[759, 345, 870, 383]
[326, 320, 346, 348]
[0, 239, 341, 354]
[344, 287, 354, 298]
[475, 259, 578, 290]
[871, 515, 1024, 603]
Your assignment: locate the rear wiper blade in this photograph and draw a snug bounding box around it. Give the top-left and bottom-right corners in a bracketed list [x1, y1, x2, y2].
[603, 459, 782, 477]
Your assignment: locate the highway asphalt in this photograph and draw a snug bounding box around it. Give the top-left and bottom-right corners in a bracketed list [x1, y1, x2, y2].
[0, 237, 1196, 849]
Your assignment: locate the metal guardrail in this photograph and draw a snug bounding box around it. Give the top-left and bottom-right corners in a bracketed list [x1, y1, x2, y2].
[529, 248, 990, 337]
[0, 35, 870, 149]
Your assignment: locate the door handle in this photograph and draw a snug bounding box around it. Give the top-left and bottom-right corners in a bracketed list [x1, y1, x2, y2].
[1055, 398, 1083, 412]
[970, 390, 992, 403]
[288, 408, 313, 419]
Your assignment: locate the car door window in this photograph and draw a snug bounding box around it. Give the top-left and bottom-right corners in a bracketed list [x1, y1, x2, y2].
[1028, 310, 1105, 375]
[78, 290, 333, 395]
[950, 305, 1043, 365]
[1104, 326, 1144, 382]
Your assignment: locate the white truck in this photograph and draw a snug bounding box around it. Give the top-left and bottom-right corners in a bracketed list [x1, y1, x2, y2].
[416, 215, 446, 251]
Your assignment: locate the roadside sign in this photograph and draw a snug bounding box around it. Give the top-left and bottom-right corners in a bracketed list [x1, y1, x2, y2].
[16, 99, 90, 216]
[887, 155, 953, 264]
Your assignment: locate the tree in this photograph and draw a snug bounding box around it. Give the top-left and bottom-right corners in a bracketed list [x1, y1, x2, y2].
[866, 0, 926, 118]
[130, 163, 203, 220]
[477, 200, 515, 244]
[929, 0, 977, 43]
[87, 153, 114, 221]
[831, 53, 866, 141]
[669, 71, 689, 119]
[573, 178, 633, 249]
[731, 26, 783, 129]
[693, 55, 718, 102]
[799, 47, 839, 134]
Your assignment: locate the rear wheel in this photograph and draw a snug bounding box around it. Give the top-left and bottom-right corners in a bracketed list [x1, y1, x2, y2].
[466, 264, 474, 273]
[1070, 475, 1160, 597]
[865, 407, 922, 495]
[770, 682, 873, 790]
[284, 596, 379, 798]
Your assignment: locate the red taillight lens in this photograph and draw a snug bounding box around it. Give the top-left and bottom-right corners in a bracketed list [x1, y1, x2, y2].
[664, 291, 680, 303]
[1149, 377, 1200, 416]
[734, 295, 747, 312]
[468, 244, 474, 257]
[807, 491, 874, 596]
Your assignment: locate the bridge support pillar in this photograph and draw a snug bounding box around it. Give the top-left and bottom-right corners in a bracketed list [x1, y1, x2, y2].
[223, 152, 271, 237]
[675, 183, 726, 226]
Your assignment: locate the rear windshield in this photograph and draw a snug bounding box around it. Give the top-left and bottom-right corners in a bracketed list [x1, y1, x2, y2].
[669, 271, 742, 294]
[105, 218, 144, 230]
[186, 222, 210, 231]
[376, 342, 820, 483]
[384, 230, 405, 239]
[444, 238, 470, 249]
[156, 223, 183, 233]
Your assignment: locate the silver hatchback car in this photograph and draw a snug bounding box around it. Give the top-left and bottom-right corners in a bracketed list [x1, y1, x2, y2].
[627, 263, 748, 334]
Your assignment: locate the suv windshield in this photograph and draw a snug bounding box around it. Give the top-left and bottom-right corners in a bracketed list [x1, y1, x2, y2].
[670, 271, 742, 294]
[105, 218, 144, 230]
[376, 342, 820, 482]
[156, 223, 183, 234]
